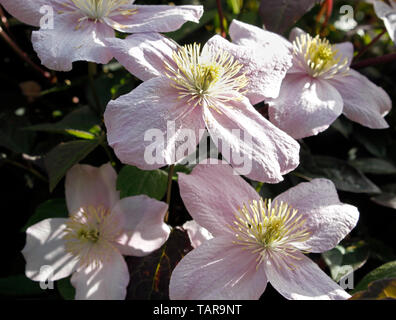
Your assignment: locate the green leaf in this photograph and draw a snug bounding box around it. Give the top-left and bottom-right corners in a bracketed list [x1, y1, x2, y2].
[258, 0, 318, 34]
[0, 113, 36, 153]
[0, 275, 44, 296]
[353, 261, 396, 293]
[349, 158, 396, 175]
[166, 9, 217, 42]
[371, 193, 396, 210]
[22, 198, 68, 231]
[298, 155, 381, 194]
[57, 277, 75, 300]
[25, 106, 100, 140]
[351, 279, 396, 300]
[126, 229, 192, 300]
[116, 165, 168, 201]
[45, 139, 101, 192]
[322, 241, 369, 282]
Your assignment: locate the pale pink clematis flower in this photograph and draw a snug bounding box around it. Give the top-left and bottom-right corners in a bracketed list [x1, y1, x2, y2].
[0, 0, 203, 71]
[370, 0, 396, 42]
[169, 161, 359, 300]
[22, 163, 170, 300]
[229, 20, 392, 139]
[104, 32, 300, 183]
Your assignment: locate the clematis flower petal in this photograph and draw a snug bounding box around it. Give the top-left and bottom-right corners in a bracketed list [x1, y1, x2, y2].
[178, 162, 260, 237]
[265, 251, 351, 300]
[274, 179, 359, 253]
[65, 163, 119, 215]
[31, 13, 115, 71]
[104, 4, 203, 33]
[209, 25, 293, 103]
[104, 76, 206, 170]
[329, 69, 392, 129]
[105, 33, 177, 81]
[0, 0, 49, 26]
[372, 0, 396, 41]
[169, 236, 267, 300]
[71, 249, 129, 300]
[203, 95, 300, 183]
[113, 195, 170, 257]
[334, 42, 354, 66]
[22, 218, 79, 282]
[268, 74, 344, 139]
[182, 220, 213, 248]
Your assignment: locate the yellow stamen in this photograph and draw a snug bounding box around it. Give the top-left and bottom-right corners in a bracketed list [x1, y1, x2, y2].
[293, 33, 350, 79]
[165, 43, 248, 109]
[229, 198, 311, 270]
[64, 205, 123, 268]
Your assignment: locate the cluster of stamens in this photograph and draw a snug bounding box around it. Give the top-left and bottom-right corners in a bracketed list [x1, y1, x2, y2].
[230, 199, 311, 270]
[58, 0, 137, 28]
[63, 206, 123, 268]
[165, 43, 248, 109]
[293, 33, 350, 79]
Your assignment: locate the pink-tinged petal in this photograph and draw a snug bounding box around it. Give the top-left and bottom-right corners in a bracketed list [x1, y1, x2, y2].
[104, 76, 206, 170]
[203, 96, 300, 183]
[32, 13, 114, 71]
[0, 0, 49, 26]
[113, 195, 170, 257]
[105, 33, 178, 81]
[182, 220, 213, 248]
[71, 250, 129, 300]
[105, 4, 203, 33]
[265, 251, 351, 300]
[178, 162, 260, 237]
[169, 236, 267, 300]
[229, 19, 292, 50]
[268, 74, 344, 139]
[289, 27, 310, 42]
[22, 218, 79, 282]
[334, 42, 354, 66]
[329, 69, 392, 129]
[274, 179, 359, 253]
[65, 163, 119, 215]
[373, 0, 396, 41]
[206, 34, 292, 104]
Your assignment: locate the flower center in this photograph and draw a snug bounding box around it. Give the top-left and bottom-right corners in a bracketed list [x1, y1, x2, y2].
[165, 43, 248, 108]
[64, 206, 123, 267]
[293, 33, 350, 79]
[230, 198, 311, 269]
[60, 0, 137, 23]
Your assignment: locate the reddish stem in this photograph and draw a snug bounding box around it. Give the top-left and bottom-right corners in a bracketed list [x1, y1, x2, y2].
[216, 0, 226, 38]
[354, 29, 387, 61]
[0, 25, 53, 81]
[352, 52, 396, 69]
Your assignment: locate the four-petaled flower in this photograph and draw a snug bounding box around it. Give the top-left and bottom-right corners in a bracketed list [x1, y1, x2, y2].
[228, 20, 392, 139]
[22, 163, 170, 300]
[169, 161, 359, 300]
[104, 32, 300, 183]
[0, 0, 203, 71]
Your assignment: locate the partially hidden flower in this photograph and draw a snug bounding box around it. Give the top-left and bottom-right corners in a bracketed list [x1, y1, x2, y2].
[22, 163, 170, 300]
[370, 0, 396, 42]
[182, 220, 213, 249]
[104, 32, 300, 183]
[0, 0, 203, 71]
[169, 161, 359, 300]
[229, 20, 392, 139]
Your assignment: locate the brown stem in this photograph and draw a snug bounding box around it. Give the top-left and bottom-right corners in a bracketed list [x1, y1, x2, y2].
[0, 25, 53, 81]
[351, 52, 396, 69]
[164, 164, 175, 223]
[354, 29, 387, 61]
[216, 0, 226, 38]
